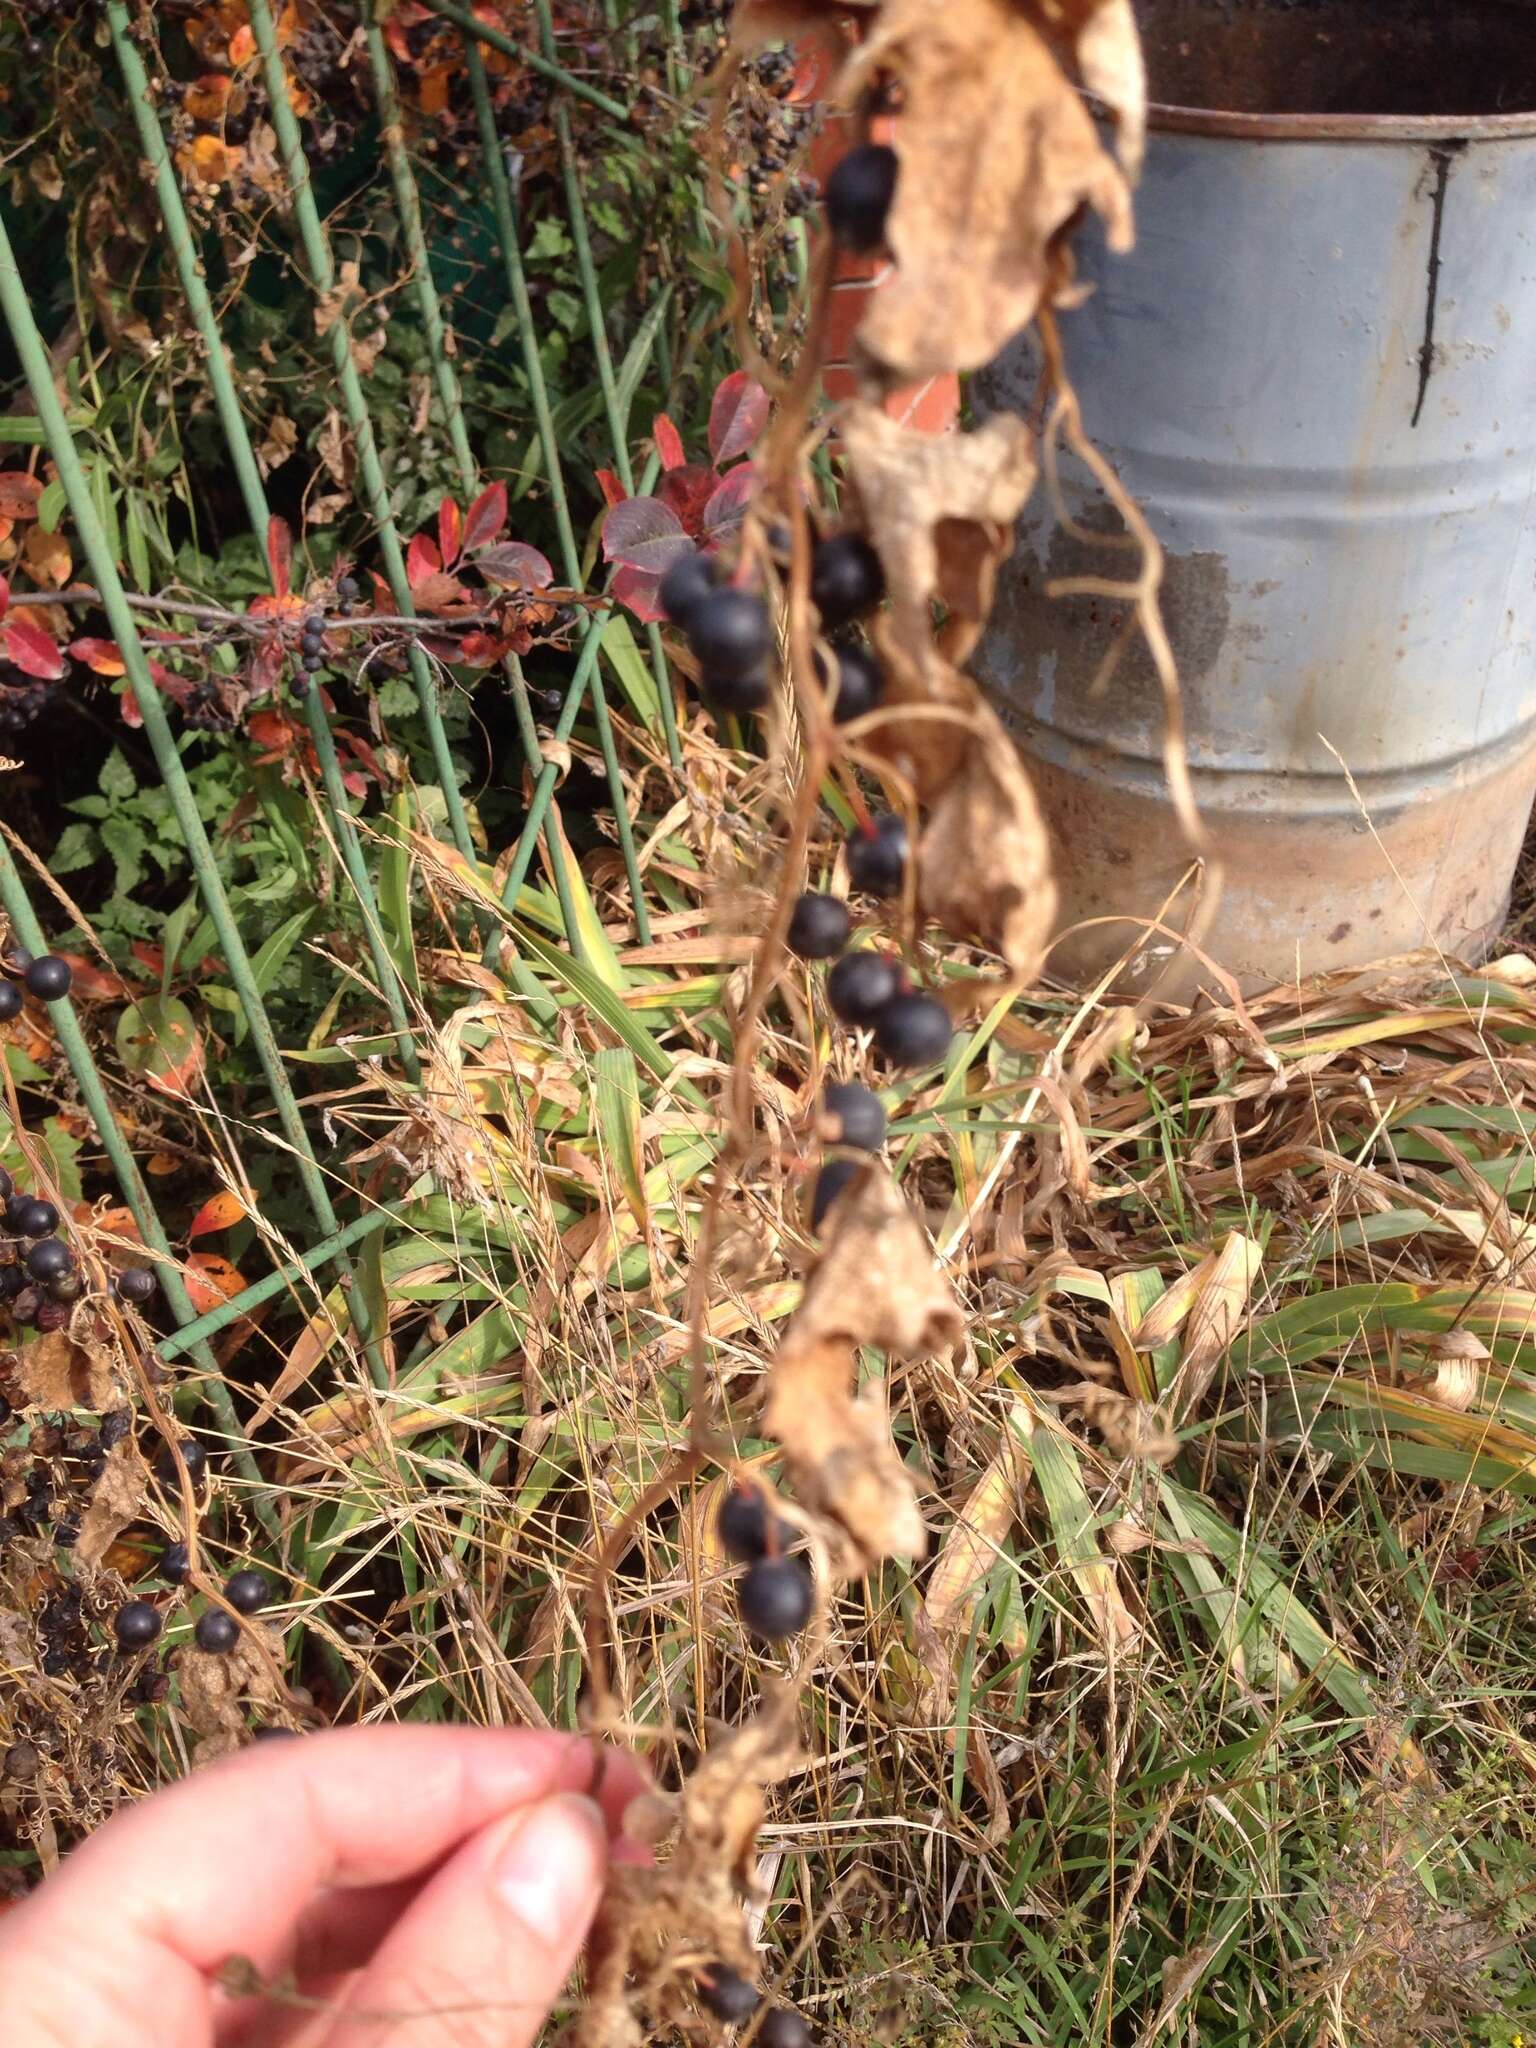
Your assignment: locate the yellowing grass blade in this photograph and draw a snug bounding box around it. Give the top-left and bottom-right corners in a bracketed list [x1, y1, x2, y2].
[924, 1437, 1023, 1635]
[1008, 1397, 1138, 1651]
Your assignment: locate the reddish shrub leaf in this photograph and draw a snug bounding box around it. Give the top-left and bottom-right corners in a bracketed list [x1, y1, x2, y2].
[438, 494, 463, 567]
[4, 616, 64, 680]
[0, 472, 43, 520]
[601, 496, 692, 574]
[611, 563, 667, 623]
[478, 542, 554, 591]
[184, 1251, 245, 1312]
[702, 463, 759, 543]
[462, 480, 507, 552]
[189, 1190, 248, 1237]
[709, 372, 770, 466]
[69, 636, 126, 676]
[53, 952, 131, 1001]
[266, 516, 292, 601]
[595, 468, 627, 510]
[409, 571, 468, 613]
[652, 413, 687, 471]
[407, 531, 442, 587]
[657, 464, 718, 538]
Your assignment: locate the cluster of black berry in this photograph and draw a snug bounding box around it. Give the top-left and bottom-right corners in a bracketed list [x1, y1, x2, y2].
[114, 1553, 272, 1660]
[0, 1405, 131, 1558]
[0, 667, 61, 739]
[696, 1964, 813, 2047]
[297, 609, 328, 681]
[181, 677, 238, 733]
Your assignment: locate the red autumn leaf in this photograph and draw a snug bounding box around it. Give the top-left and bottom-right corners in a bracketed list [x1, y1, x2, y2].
[709, 372, 771, 467]
[477, 541, 554, 590]
[184, 1251, 245, 1312]
[69, 636, 127, 676]
[188, 1189, 249, 1237]
[409, 571, 469, 613]
[0, 472, 42, 520]
[52, 952, 131, 1001]
[611, 563, 668, 623]
[601, 496, 692, 575]
[247, 708, 294, 751]
[657, 463, 719, 538]
[702, 462, 759, 543]
[462, 480, 507, 552]
[266, 516, 292, 601]
[457, 628, 508, 666]
[407, 531, 442, 587]
[4, 616, 64, 680]
[652, 413, 687, 471]
[438, 495, 463, 567]
[595, 468, 627, 510]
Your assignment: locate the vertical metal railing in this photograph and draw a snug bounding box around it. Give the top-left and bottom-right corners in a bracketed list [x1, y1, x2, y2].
[0, 0, 690, 1433]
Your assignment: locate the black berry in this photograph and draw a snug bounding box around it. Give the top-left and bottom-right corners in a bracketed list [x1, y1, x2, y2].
[760, 2010, 815, 2048]
[826, 641, 884, 724]
[13, 1196, 59, 1237]
[113, 1599, 162, 1649]
[47, 1270, 82, 1304]
[24, 1238, 73, 1283]
[811, 533, 884, 628]
[252, 1725, 300, 1741]
[846, 815, 907, 898]
[697, 1962, 761, 2023]
[825, 141, 898, 253]
[824, 1080, 885, 1152]
[5, 1191, 31, 1229]
[687, 586, 771, 683]
[301, 651, 324, 673]
[787, 892, 850, 961]
[23, 956, 71, 1002]
[33, 1299, 67, 1334]
[658, 549, 718, 627]
[301, 630, 324, 657]
[154, 1438, 209, 1488]
[827, 949, 901, 1027]
[0, 1264, 24, 1301]
[739, 1554, 813, 1641]
[811, 1156, 861, 1229]
[160, 1540, 191, 1584]
[99, 1409, 132, 1450]
[115, 1267, 158, 1305]
[0, 983, 20, 1022]
[0, 1392, 11, 1425]
[703, 669, 771, 715]
[718, 1480, 795, 1563]
[0, 1167, 10, 1202]
[338, 574, 360, 602]
[873, 990, 952, 1068]
[195, 1607, 239, 1653]
[224, 1569, 271, 1615]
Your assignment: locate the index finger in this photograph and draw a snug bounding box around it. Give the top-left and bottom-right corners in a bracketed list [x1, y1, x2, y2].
[19, 1724, 593, 1976]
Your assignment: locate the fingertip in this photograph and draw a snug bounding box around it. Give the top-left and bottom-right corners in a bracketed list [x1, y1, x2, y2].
[491, 1792, 607, 1957]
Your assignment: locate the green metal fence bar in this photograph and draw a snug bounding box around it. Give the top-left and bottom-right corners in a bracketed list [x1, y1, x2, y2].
[245, 0, 485, 905]
[0, 838, 276, 1528]
[419, 0, 630, 122]
[539, 2, 683, 774]
[103, 3, 268, 546]
[361, 2, 577, 928]
[463, 38, 654, 944]
[0, 209, 387, 1387]
[106, 3, 423, 1089]
[155, 1204, 397, 1364]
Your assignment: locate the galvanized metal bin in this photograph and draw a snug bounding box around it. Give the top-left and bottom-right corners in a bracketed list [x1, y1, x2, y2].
[973, 0, 1536, 990]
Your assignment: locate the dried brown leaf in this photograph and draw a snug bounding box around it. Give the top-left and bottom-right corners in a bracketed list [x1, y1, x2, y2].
[842, 404, 1037, 665]
[1074, 0, 1147, 179]
[1168, 1232, 1263, 1414]
[917, 698, 1057, 981]
[75, 1439, 150, 1569]
[793, 1163, 962, 1360]
[12, 1328, 117, 1413]
[924, 1442, 1021, 1633]
[767, 1334, 928, 1563]
[846, 0, 1132, 380]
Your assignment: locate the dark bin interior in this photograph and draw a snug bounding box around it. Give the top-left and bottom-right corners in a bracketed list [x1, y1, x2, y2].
[1142, 0, 1536, 118]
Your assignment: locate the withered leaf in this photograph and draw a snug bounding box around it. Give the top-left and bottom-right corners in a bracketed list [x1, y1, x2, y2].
[12, 1328, 117, 1413]
[766, 1334, 928, 1563]
[917, 697, 1057, 981]
[842, 403, 1037, 665]
[76, 1439, 150, 1570]
[846, 0, 1133, 380]
[1074, 0, 1147, 180]
[794, 1163, 962, 1360]
[924, 1441, 1022, 1634]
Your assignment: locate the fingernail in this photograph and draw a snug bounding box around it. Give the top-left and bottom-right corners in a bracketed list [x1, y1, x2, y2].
[492, 1792, 604, 1947]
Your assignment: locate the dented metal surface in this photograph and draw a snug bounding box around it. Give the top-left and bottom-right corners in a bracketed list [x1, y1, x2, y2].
[974, 0, 1536, 991]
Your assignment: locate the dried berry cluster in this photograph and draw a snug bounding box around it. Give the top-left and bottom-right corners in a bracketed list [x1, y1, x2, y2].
[577, 0, 1149, 2037]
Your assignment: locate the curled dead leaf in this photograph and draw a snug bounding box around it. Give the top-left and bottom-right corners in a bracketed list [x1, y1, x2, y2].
[843, 0, 1133, 381]
[766, 1334, 928, 1564]
[918, 699, 1057, 982]
[76, 1439, 150, 1569]
[793, 1163, 962, 1360]
[12, 1326, 117, 1412]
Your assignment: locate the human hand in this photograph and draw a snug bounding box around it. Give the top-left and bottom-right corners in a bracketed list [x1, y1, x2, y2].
[2, 1723, 645, 2048]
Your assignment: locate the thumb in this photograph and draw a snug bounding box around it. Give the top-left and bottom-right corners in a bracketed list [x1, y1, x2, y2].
[325, 1790, 608, 2048]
